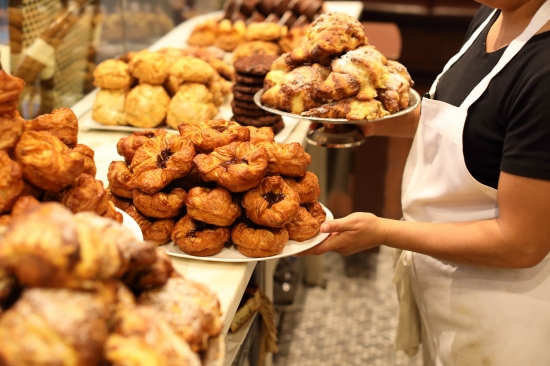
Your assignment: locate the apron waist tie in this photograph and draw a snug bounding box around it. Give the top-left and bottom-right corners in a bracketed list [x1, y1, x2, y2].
[392, 248, 421, 357]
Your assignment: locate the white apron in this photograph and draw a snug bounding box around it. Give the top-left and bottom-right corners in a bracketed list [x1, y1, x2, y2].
[394, 2, 550, 365]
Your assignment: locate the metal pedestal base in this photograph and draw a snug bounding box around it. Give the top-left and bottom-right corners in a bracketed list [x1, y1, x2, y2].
[306, 125, 365, 148]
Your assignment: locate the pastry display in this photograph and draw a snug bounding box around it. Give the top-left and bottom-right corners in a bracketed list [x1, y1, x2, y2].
[171, 214, 230, 257]
[125, 205, 176, 245]
[261, 12, 414, 121]
[231, 220, 289, 257]
[178, 119, 250, 153]
[133, 187, 187, 219]
[283, 171, 321, 203]
[186, 187, 241, 227]
[117, 129, 168, 164]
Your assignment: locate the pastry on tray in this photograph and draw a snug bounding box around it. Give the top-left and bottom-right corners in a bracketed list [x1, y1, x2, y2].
[128, 50, 168, 85]
[116, 129, 168, 165]
[185, 186, 241, 227]
[92, 89, 127, 126]
[132, 187, 187, 219]
[93, 59, 134, 90]
[285, 201, 327, 242]
[124, 84, 171, 128]
[255, 141, 312, 177]
[231, 219, 289, 258]
[171, 214, 230, 257]
[283, 171, 321, 203]
[178, 119, 250, 153]
[166, 83, 218, 128]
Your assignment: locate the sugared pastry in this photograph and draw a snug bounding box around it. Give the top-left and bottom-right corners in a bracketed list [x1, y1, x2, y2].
[125, 84, 170, 128]
[169, 56, 216, 85]
[107, 161, 134, 198]
[171, 215, 230, 257]
[166, 83, 218, 129]
[92, 89, 127, 126]
[0, 111, 23, 153]
[185, 187, 241, 226]
[24, 108, 79, 148]
[232, 41, 280, 63]
[301, 97, 390, 121]
[15, 131, 84, 192]
[71, 144, 96, 177]
[61, 173, 109, 215]
[245, 22, 287, 42]
[285, 201, 326, 241]
[0, 71, 25, 114]
[193, 141, 269, 192]
[231, 220, 289, 257]
[178, 119, 250, 153]
[125, 205, 175, 245]
[132, 187, 187, 219]
[287, 12, 366, 65]
[187, 19, 218, 47]
[255, 142, 312, 177]
[128, 50, 168, 85]
[283, 171, 320, 203]
[102, 200, 123, 223]
[0, 151, 24, 214]
[242, 175, 300, 228]
[93, 59, 134, 90]
[377, 60, 414, 113]
[130, 134, 196, 195]
[116, 129, 168, 165]
[214, 19, 246, 52]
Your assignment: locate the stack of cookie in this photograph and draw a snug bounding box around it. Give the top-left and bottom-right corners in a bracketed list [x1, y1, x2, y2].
[231, 54, 284, 134]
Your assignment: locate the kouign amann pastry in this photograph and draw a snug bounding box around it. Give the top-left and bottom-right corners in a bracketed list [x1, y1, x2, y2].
[61, 173, 109, 215]
[107, 161, 135, 198]
[132, 187, 187, 219]
[185, 187, 241, 227]
[283, 171, 321, 203]
[72, 144, 97, 177]
[116, 129, 168, 164]
[93, 59, 134, 90]
[193, 141, 269, 192]
[0, 151, 24, 214]
[246, 126, 275, 144]
[125, 205, 175, 245]
[178, 119, 250, 153]
[125, 84, 170, 128]
[166, 83, 218, 128]
[231, 220, 289, 258]
[24, 107, 79, 147]
[256, 141, 312, 177]
[285, 201, 326, 241]
[0, 112, 23, 153]
[92, 89, 127, 126]
[242, 175, 300, 228]
[171, 214, 230, 257]
[128, 50, 168, 85]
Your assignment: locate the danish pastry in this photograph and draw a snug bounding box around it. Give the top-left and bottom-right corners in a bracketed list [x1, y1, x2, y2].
[128, 50, 168, 85]
[242, 175, 300, 228]
[256, 142, 312, 177]
[125, 205, 175, 245]
[116, 129, 168, 164]
[231, 220, 289, 258]
[102, 200, 123, 224]
[194, 141, 269, 192]
[178, 119, 250, 153]
[185, 187, 241, 226]
[246, 126, 275, 144]
[0, 112, 23, 153]
[72, 144, 97, 177]
[61, 173, 109, 215]
[107, 161, 135, 198]
[125, 84, 170, 128]
[24, 108, 79, 148]
[285, 201, 326, 241]
[130, 134, 196, 195]
[283, 171, 320, 203]
[171, 215, 230, 257]
[132, 187, 187, 219]
[92, 89, 127, 126]
[93, 59, 134, 90]
[0, 151, 24, 214]
[106, 189, 133, 212]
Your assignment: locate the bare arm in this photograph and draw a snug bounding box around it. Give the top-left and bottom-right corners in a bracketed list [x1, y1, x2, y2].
[299, 172, 550, 269]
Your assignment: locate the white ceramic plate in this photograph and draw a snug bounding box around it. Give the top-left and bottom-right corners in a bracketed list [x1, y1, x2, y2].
[116, 207, 144, 241]
[159, 204, 333, 263]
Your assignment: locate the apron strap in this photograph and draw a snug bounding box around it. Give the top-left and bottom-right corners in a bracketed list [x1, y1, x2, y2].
[428, 9, 498, 98]
[461, 0, 550, 111]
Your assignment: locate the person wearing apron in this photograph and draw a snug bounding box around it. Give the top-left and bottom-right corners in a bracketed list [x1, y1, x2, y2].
[300, 0, 550, 364]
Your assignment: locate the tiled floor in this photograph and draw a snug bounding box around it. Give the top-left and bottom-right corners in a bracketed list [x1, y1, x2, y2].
[273, 247, 423, 366]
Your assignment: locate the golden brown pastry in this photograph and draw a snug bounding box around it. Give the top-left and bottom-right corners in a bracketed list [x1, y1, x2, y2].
[209, 75, 233, 106]
[261, 64, 330, 114]
[166, 83, 218, 129]
[125, 205, 175, 245]
[231, 220, 289, 257]
[178, 119, 250, 153]
[245, 22, 286, 42]
[232, 41, 281, 63]
[0, 71, 25, 114]
[93, 59, 134, 90]
[156, 47, 187, 73]
[0, 151, 24, 214]
[301, 97, 390, 121]
[187, 19, 218, 47]
[279, 26, 308, 53]
[130, 134, 196, 195]
[269, 52, 296, 72]
[61, 173, 109, 215]
[125, 84, 170, 128]
[72, 144, 97, 177]
[103, 200, 123, 223]
[24, 107, 79, 147]
[317, 45, 389, 102]
[283, 171, 321, 203]
[168, 166, 216, 191]
[0, 286, 115, 366]
[215, 19, 246, 52]
[19, 180, 44, 200]
[288, 12, 366, 64]
[242, 175, 300, 228]
[139, 276, 223, 352]
[105, 305, 202, 366]
[108, 161, 135, 198]
[377, 60, 414, 113]
[106, 189, 133, 212]
[171, 214, 230, 257]
[122, 248, 174, 292]
[169, 56, 216, 85]
[185, 187, 241, 226]
[128, 50, 168, 85]
[15, 131, 84, 192]
[92, 89, 127, 126]
[247, 126, 275, 144]
[256, 142, 312, 177]
[194, 141, 269, 192]
[132, 187, 187, 219]
[10, 195, 41, 217]
[203, 56, 235, 81]
[0, 112, 23, 153]
[285, 201, 326, 241]
[117, 129, 168, 165]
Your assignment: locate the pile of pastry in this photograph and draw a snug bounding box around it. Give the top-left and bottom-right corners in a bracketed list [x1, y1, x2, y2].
[0, 71, 120, 226]
[92, 47, 233, 129]
[107, 119, 326, 258]
[0, 201, 222, 366]
[261, 12, 415, 121]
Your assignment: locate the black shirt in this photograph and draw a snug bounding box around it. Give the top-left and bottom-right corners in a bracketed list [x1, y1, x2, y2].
[434, 5, 550, 189]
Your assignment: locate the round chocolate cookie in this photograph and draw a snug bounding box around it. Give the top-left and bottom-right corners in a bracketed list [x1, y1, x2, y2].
[232, 102, 270, 117]
[232, 98, 261, 110]
[232, 113, 283, 127]
[234, 55, 279, 76]
[235, 73, 265, 85]
[233, 90, 256, 102]
[233, 83, 263, 94]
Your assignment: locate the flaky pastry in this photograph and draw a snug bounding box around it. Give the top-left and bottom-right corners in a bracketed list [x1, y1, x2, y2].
[125, 205, 175, 245]
[194, 141, 269, 192]
[72, 144, 97, 177]
[61, 173, 109, 215]
[242, 176, 300, 228]
[0, 112, 23, 153]
[93, 59, 134, 90]
[24, 107, 79, 147]
[231, 220, 289, 258]
[166, 83, 218, 128]
[256, 142, 312, 177]
[116, 129, 168, 164]
[301, 97, 390, 121]
[106, 189, 133, 212]
[171, 215, 230, 257]
[107, 161, 135, 198]
[125, 84, 170, 128]
[246, 126, 275, 144]
[102, 200, 123, 223]
[178, 119, 250, 153]
[185, 187, 241, 226]
[0, 151, 24, 214]
[285, 201, 326, 242]
[283, 171, 321, 203]
[377, 60, 414, 113]
[128, 50, 168, 85]
[133, 187, 187, 219]
[92, 89, 127, 126]
[0, 71, 25, 114]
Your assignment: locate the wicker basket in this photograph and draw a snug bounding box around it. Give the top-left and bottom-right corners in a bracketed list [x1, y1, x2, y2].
[203, 334, 227, 366]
